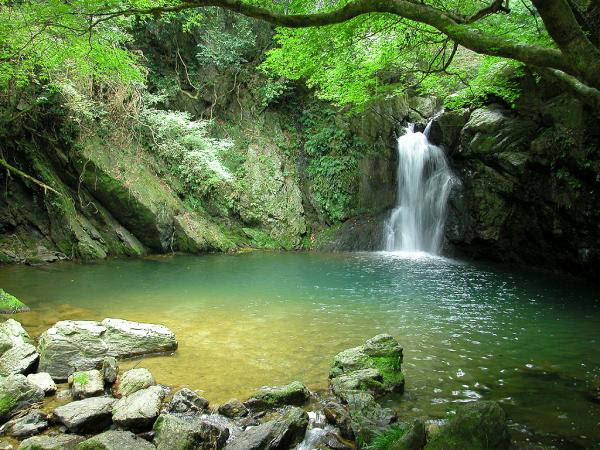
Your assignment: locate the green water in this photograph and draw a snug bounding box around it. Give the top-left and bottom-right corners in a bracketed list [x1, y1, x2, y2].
[1, 251, 599, 447]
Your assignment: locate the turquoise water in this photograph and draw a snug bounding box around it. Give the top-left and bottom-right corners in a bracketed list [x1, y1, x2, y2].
[1, 251, 599, 447]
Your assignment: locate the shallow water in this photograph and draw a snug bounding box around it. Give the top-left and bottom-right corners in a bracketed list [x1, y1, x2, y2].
[1, 251, 599, 447]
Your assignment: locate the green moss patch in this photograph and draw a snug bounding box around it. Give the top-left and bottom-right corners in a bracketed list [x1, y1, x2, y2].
[0, 289, 30, 314]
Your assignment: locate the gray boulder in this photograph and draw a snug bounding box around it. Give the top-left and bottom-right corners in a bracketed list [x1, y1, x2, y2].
[53, 396, 115, 433]
[102, 357, 118, 384]
[330, 334, 404, 398]
[425, 401, 511, 450]
[225, 406, 308, 450]
[153, 413, 229, 450]
[114, 368, 155, 397]
[218, 399, 248, 418]
[18, 434, 84, 450]
[69, 369, 104, 399]
[245, 381, 310, 410]
[27, 373, 56, 396]
[76, 430, 155, 450]
[0, 374, 44, 422]
[0, 343, 38, 376]
[113, 385, 164, 431]
[0, 320, 32, 355]
[37, 319, 177, 381]
[168, 388, 209, 414]
[0, 410, 47, 437]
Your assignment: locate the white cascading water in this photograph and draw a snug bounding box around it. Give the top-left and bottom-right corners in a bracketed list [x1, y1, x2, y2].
[383, 123, 454, 254]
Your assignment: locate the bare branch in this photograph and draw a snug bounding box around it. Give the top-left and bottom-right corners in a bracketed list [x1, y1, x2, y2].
[0, 158, 62, 196]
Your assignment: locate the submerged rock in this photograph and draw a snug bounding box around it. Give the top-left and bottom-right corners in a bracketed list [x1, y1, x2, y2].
[114, 367, 155, 397]
[0, 290, 30, 314]
[0, 409, 48, 437]
[37, 318, 177, 381]
[26, 373, 56, 396]
[0, 374, 44, 422]
[77, 430, 155, 450]
[168, 388, 209, 414]
[330, 334, 404, 398]
[113, 385, 164, 431]
[18, 434, 85, 450]
[225, 406, 308, 450]
[0, 343, 38, 376]
[153, 413, 229, 450]
[218, 399, 248, 418]
[425, 401, 510, 450]
[68, 369, 104, 399]
[245, 381, 310, 410]
[52, 396, 115, 433]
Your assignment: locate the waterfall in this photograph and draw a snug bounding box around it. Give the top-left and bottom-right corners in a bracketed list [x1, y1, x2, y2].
[383, 124, 454, 254]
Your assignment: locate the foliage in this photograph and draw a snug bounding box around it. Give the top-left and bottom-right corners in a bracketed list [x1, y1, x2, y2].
[138, 108, 234, 201]
[364, 425, 406, 450]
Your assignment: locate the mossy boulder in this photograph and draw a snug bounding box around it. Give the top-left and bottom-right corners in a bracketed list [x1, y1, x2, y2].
[0, 374, 44, 422]
[76, 430, 155, 450]
[330, 334, 404, 398]
[153, 413, 229, 450]
[114, 368, 155, 397]
[0, 290, 30, 314]
[244, 381, 310, 410]
[425, 401, 511, 450]
[342, 390, 397, 445]
[68, 369, 104, 399]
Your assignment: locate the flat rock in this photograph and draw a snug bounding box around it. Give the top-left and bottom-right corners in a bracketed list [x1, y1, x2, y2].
[76, 430, 155, 450]
[113, 385, 164, 431]
[68, 369, 104, 399]
[0, 374, 44, 422]
[225, 406, 308, 450]
[218, 399, 248, 418]
[102, 357, 118, 384]
[330, 334, 404, 398]
[168, 388, 209, 414]
[245, 381, 310, 410]
[114, 368, 155, 397]
[0, 410, 47, 437]
[0, 344, 39, 376]
[18, 434, 85, 450]
[37, 318, 177, 381]
[53, 396, 115, 433]
[27, 373, 57, 395]
[153, 413, 229, 450]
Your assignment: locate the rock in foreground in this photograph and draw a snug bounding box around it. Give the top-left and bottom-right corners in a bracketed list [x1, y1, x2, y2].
[330, 334, 404, 397]
[112, 385, 164, 431]
[52, 396, 115, 433]
[114, 367, 155, 397]
[18, 434, 85, 450]
[37, 318, 177, 380]
[0, 374, 44, 422]
[77, 430, 155, 450]
[425, 401, 511, 450]
[26, 372, 57, 395]
[0, 343, 39, 376]
[153, 413, 229, 450]
[69, 369, 105, 399]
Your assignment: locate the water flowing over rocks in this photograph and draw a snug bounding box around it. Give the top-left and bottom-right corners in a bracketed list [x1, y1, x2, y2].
[37, 319, 177, 381]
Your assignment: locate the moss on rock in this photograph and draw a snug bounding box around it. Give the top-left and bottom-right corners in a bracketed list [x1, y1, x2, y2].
[0, 289, 30, 314]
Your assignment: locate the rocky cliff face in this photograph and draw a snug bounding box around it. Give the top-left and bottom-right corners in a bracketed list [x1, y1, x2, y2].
[429, 85, 600, 279]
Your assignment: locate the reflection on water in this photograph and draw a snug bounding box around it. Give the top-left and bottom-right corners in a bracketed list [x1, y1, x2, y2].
[1, 251, 599, 447]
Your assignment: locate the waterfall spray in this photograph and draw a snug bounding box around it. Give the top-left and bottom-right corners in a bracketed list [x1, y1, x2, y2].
[383, 124, 454, 254]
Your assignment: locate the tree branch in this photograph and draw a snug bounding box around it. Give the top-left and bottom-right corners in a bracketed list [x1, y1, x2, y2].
[464, 0, 510, 23]
[0, 158, 61, 196]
